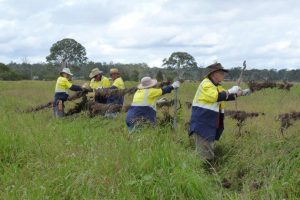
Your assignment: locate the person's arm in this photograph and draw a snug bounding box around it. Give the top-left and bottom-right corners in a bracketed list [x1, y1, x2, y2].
[217, 91, 236, 102]
[161, 80, 181, 95]
[69, 84, 82, 91]
[62, 78, 83, 92]
[161, 85, 174, 95]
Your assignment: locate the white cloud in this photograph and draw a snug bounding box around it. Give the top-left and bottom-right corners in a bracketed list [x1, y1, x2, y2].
[0, 0, 300, 69]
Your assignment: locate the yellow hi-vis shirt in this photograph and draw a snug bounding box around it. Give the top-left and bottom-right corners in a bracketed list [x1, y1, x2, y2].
[192, 78, 225, 113]
[89, 76, 110, 90]
[112, 77, 125, 89]
[55, 77, 72, 93]
[131, 88, 163, 110]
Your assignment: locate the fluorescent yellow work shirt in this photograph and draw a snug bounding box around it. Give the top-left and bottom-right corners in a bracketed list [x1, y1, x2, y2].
[192, 78, 225, 112]
[55, 77, 72, 93]
[131, 88, 163, 110]
[112, 77, 125, 89]
[89, 76, 110, 90]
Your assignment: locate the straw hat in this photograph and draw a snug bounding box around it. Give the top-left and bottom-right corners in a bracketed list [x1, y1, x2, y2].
[137, 76, 158, 89]
[89, 68, 103, 78]
[205, 63, 228, 77]
[60, 68, 73, 76]
[110, 68, 119, 74]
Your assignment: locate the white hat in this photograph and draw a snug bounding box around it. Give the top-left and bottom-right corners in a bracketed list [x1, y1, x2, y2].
[89, 68, 103, 78]
[60, 68, 73, 76]
[137, 76, 158, 89]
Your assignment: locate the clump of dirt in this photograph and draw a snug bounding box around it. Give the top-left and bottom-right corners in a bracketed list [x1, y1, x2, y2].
[226, 110, 264, 136]
[277, 111, 300, 134]
[277, 81, 293, 91]
[221, 178, 231, 189]
[247, 80, 293, 92]
[250, 180, 263, 191]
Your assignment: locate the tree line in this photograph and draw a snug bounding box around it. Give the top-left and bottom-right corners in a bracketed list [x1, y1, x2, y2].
[1, 38, 299, 82]
[2, 61, 300, 82]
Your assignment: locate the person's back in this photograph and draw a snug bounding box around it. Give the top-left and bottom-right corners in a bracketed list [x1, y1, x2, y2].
[126, 76, 180, 132]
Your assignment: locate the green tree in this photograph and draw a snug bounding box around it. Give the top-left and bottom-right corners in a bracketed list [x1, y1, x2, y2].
[46, 38, 87, 68]
[0, 63, 10, 72]
[0, 63, 22, 80]
[156, 70, 164, 82]
[162, 52, 198, 69]
[131, 69, 139, 81]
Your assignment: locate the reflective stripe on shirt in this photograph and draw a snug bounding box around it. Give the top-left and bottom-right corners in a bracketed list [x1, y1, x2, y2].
[131, 89, 156, 109]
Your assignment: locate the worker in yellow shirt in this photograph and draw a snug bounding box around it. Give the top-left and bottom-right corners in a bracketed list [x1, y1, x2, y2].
[189, 63, 250, 161]
[89, 68, 110, 103]
[126, 76, 180, 132]
[107, 68, 125, 105]
[53, 68, 84, 117]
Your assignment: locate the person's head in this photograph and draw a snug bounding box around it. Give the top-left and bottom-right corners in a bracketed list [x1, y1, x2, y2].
[89, 68, 103, 81]
[60, 68, 73, 79]
[110, 68, 120, 80]
[137, 76, 158, 89]
[205, 63, 228, 84]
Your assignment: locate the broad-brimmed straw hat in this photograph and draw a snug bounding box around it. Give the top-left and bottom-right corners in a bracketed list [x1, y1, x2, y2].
[110, 68, 119, 74]
[89, 68, 103, 78]
[205, 63, 229, 77]
[137, 76, 158, 89]
[60, 68, 73, 76]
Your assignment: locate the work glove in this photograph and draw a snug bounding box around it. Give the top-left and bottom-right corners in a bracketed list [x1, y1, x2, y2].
[241, 88, 251, 96]
[171, 81, 180, 89]
[228, 86, 241, 94]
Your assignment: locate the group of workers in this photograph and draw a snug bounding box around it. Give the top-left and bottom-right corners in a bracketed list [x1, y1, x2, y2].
[53, 62, 250, 161]
[53, 67, 125, 117]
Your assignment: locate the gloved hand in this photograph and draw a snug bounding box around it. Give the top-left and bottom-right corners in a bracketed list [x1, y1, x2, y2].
[241, 88, 251, 96]
[171, 81, 180, 89]
[228, 86, 241, 94]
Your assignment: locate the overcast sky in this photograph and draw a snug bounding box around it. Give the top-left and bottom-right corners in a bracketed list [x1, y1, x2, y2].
[1, 0, 300, 69]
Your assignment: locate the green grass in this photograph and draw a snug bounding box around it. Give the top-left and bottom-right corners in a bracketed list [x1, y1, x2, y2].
[0, 80, 300, 199]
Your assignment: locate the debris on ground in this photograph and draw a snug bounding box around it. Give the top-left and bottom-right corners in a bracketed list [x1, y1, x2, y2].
[247, 80, 293, 92]
[226, 110, 265, 136]
[277, 111, 300, 135]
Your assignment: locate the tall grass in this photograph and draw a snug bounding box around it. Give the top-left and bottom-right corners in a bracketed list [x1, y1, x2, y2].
[0, 80, 299, 199]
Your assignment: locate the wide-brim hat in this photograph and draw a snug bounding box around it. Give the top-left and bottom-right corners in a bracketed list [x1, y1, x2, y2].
[137, 76, 158, 89]
[89, 68, 103, 78]
[60, 68, 73, 76]
[110, 68, 119, 74]
[205, 62, 228, 77]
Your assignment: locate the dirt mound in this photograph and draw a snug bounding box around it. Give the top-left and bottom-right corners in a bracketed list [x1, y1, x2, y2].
[277, 111, 300, 134]
[247, 80, 293, 92]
